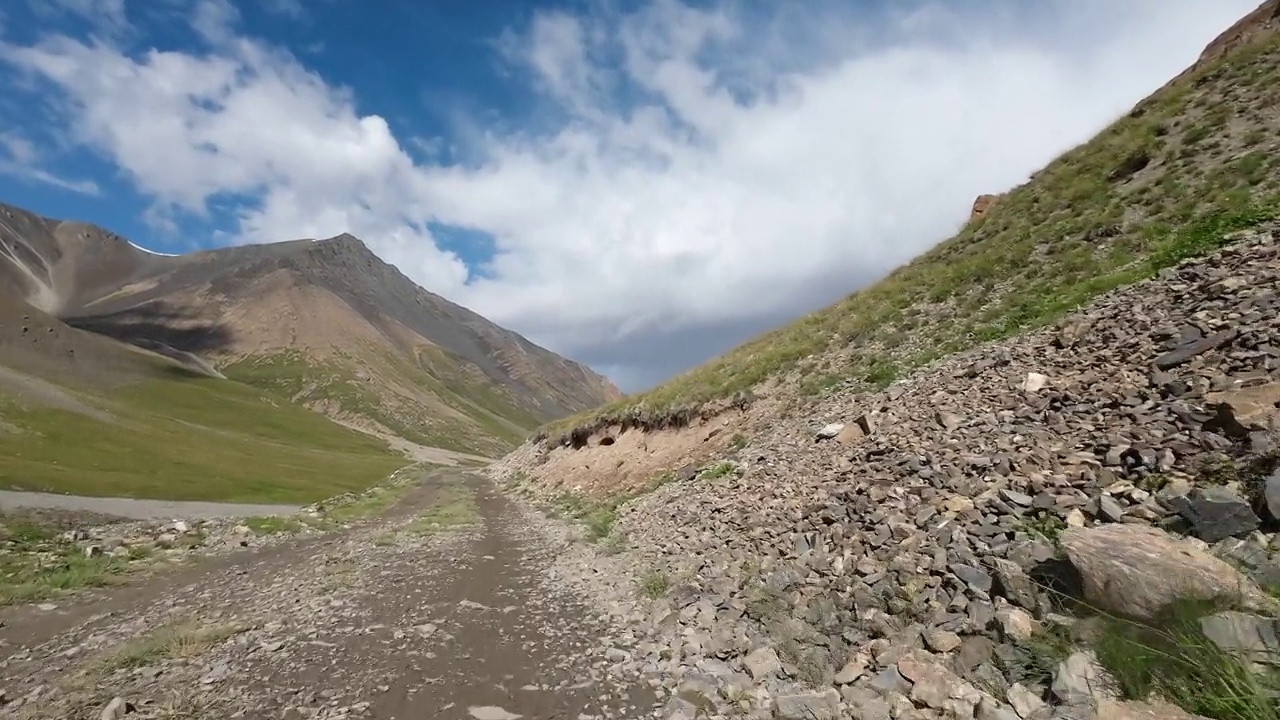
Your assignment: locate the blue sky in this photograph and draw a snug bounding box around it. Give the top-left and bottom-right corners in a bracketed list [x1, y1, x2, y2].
[0, 0, 1261, 390]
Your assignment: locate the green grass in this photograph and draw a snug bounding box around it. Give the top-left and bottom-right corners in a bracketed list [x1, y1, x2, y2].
[0, 515, 134, 606]
[242, 516, 306, 535]
[540, 31, 1280, 444]
[0, 376, 404, 503]
[319, 476, 419, 526]
[223, 347, 542, 457]
[638, 570, 671, 599]
[1081, 600, 1280, 720]
[404, 479, 478, 535]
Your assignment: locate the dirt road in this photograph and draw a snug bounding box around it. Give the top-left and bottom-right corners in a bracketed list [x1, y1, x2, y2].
[0, 489, 301, 520]
[0, 469, 659, 719]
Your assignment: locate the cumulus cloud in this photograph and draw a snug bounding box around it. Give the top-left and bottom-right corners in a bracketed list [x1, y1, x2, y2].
[0, 0, 1259, 390]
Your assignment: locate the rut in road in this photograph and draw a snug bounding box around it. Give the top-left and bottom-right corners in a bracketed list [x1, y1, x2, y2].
[0, 470, 660, 720]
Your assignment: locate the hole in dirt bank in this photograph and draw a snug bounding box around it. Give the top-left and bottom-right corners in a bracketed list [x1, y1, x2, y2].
[599, 436, 616, 446]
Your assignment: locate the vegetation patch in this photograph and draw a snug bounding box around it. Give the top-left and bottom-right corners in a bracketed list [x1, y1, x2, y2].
[0, 377, 403, 503]
[94, 617, 249, 673]
[638, 570, 671, 599]
[242, 516, 306, 536]
[223, 348, 537, 457]
[0, 514, 136, 606]
[404, 479, 478, 535]
[1090, 601, 1279, 720]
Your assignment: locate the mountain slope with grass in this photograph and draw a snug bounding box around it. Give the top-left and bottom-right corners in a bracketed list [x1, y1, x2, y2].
[489, 6, 1280, 719]
[0, 201, 621, 460]
[535, 0, 1280, 450]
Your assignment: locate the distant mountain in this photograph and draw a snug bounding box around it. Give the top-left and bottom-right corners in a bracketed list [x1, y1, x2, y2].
[0, 201, 620, 457]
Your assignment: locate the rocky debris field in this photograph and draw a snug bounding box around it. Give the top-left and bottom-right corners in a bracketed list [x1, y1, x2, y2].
[496, 225, 1280, 719]
[0, 470, 660, 720]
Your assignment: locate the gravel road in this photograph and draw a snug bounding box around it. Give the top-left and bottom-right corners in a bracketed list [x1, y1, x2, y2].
[0, 488, 300, 519]
[0, 469, 659, 720]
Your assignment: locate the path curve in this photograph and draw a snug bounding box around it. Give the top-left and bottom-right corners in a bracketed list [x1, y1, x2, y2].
[0, 488, 300, 520]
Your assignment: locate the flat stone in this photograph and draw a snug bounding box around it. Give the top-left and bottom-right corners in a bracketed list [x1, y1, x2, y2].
[745, 646, 782, 680]
[1051, 651, 1113, 707]
[774, 689, 840, 720]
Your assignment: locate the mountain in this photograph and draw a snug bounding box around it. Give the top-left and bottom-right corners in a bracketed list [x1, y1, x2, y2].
[533, 0, 1280, 454]
[0, 201, 620, 498]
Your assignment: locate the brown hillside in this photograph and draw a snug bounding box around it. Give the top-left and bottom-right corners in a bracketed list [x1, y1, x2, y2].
[0, 202, 620, 456]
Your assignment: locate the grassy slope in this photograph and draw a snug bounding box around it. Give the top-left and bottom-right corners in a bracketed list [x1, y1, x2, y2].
[544, 31, 1280, 443]
[0, 375, 403, 503]
[222, 347, 539, 457]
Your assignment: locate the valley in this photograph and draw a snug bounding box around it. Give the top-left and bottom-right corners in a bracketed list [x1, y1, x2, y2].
[4, 2, 1280, 720]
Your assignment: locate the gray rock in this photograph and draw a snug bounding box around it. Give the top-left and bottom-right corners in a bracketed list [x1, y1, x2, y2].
[745, 646, 782, 680]
[1154, 328, 1237, 369]
[1062, 524, 1277, 621]
[840, 686, 890, 720]
[1204, 382, 1280, 435]
[1051, 651, 1114, 707]
[662, 696, 700, 720]
[991, 558, 1038, 610]
[100, 697, 129, 720]
[925, 629, 962, 653]
[1006, 683, 1048, 719]
[1022, 373, 1048, 393]
[676, 674, 720, 715]
[1170, 487, 1259, 543]
[868, 665, 911, 696]
[833, 656, 867, 684]
[1096, 495, 1125, 523]
[1264, 468, 1280, 522]
[1199, 611, 1280, 665]
[951, 564, 993, 593]
[975, 697, 1022, 720]
[773, 689, 840, 720]
[815, 423, 845, 441]
[996, 607, 1036, 642]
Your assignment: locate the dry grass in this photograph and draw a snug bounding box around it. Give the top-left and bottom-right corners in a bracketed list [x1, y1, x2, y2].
[94, 618, 248, 673]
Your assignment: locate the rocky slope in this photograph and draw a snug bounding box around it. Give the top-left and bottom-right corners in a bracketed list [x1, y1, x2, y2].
[0, 202, 620, 456]
[500, 191, 1280, 720]
[490, 4, 1280, 719]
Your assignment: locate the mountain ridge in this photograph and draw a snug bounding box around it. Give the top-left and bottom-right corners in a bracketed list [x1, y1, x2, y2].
[0, 199, 620, 459]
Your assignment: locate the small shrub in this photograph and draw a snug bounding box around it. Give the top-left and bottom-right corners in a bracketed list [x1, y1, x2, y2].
[639, 571, 670, 599]
[699, 461, 739, 480]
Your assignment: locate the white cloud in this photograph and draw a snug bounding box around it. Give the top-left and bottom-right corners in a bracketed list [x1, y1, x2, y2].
[0, 131, 100, 195]
[0, 0, 1261, 389]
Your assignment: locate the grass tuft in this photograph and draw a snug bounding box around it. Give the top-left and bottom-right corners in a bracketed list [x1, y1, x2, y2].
[95, 618, 248, 673]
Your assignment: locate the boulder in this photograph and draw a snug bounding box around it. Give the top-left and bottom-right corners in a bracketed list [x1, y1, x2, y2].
[1062, 524, 1276, 620]
[1204, 382, 1280, 436]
